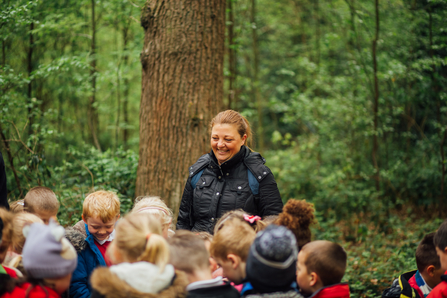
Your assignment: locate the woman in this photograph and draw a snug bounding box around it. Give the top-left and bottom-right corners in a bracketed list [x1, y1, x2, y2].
[176, 110, 283, 234]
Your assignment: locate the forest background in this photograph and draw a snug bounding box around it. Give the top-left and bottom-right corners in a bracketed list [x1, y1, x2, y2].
[1, 0, 447, 297]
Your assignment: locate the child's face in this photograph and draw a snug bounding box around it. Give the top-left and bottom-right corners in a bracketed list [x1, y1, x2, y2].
[34, 208, 58, 225]
[214, 255, 245, 284]
[436, 247, 447, 272]
[45, 273, 72, 294]
[297, 250, 314, 296]
[84, 216, 118, 241]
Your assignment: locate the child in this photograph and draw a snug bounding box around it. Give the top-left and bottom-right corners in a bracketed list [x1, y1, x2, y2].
[89, 214, 188, 298]
[383, 233, 442, 298]
[276, 199, 316, 248]
[9, 200, 25, 214]
[21, 220, 78, 297]
[24, 186, 60, 224]
[244, 224, 303, 297]
[427, 220, 447, 298]
[3, 213, 43, 275]
[296, 240, 350, 298]
[210, 217, 256, 285]
[214, 210, 266, 234]
[196, 232, 220, 278]
[132, 196, 174, 238]
[69, 190, 120, 298]
[168, 230, 239, 298]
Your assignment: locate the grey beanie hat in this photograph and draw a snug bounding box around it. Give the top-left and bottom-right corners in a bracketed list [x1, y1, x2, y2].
[246, 224, 298, 293]
[22, 219, 77, 279]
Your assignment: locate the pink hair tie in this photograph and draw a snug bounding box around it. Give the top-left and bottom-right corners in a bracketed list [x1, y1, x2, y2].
[243, 214, 261, 224]
[137, 206, 169, 215]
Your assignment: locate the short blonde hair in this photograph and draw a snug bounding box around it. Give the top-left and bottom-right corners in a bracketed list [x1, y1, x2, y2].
[210, 218, 256, 262]
[132, 196, 173, 228]
[114, 213, 169, 270]
[9, 200, 25, 214]
[24, 186, 59, 213]
[12, 213, 43, 254]
[82, 190, 120, 222]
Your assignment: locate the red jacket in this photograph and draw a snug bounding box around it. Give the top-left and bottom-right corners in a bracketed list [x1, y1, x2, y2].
[428, 272, 447, 298]
[22, 285, 60, 298]
[0, 266, 26, 298]
[409, 274, 425, 298]
[311, 284, 350, 298]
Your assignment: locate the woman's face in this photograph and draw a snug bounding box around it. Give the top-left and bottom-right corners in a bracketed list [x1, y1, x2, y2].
[211, 124, 247, 165]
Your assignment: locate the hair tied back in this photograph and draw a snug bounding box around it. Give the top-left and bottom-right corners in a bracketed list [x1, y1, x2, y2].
[244, 214, 261, 224]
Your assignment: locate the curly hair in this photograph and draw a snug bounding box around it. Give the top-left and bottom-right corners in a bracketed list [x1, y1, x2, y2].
[276, 199, 316, 248]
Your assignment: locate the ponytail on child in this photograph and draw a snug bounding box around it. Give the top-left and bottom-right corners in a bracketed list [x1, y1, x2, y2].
[276, 199, 317, 247]
[114, 213, 169, 270]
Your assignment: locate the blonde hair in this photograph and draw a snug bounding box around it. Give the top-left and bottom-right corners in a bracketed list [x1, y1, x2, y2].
[168, 230, 209, 273]
[210, 218, 256, 262]
[210, 110, 252, 147]
[214, 209, 266, 234]
[0, 209, 13, 263]
[12, 213, 43, 254]
[114, 213, 169, 270]
[82, 190, 120, 222]
[24, 186, 59, 213]
[9, 200, 25, 214]
[132, 196, 173, 228]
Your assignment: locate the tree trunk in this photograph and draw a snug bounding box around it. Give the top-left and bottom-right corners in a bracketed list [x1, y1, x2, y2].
[372, 0, 380, 192]
[251, 0, 263, 152]
[27, 22, 34, 137]
[137, 0, 225, 215]
[88, 0, 101, 151]
[122, 9, 132, 149]
[227, 0, 236, 109]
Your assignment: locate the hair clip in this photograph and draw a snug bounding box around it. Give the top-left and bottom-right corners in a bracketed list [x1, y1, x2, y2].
[146, 233, 152, 241]
[243, 214, 261, 224]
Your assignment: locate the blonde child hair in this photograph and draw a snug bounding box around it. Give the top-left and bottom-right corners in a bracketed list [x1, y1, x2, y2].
[214, 209, 266, 234]
[24, 186, 60, 214]
[11, 213, 43, 254]
[82, 190, 120, 222]
[0, 208, 13, 263]
[9, 200, 25, 213]
[210, 217, 256, 262]
[132, 196, 173, 235]
[111, 213, 169, 270]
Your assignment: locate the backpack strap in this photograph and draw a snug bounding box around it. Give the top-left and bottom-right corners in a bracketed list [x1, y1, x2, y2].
[191, 169, 205, 189]
[247, 169, 259, 195]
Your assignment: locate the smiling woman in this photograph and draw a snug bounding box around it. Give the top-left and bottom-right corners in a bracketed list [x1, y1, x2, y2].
[176, 110, 283, 234]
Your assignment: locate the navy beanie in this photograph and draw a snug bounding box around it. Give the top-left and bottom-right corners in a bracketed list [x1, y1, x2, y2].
[246, 224, 298, 294]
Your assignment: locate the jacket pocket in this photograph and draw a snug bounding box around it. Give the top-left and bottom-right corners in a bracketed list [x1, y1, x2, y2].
[193, 176, 215, 218]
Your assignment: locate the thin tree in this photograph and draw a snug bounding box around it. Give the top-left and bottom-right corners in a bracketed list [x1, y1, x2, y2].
[136, 0, 225, 214]
[372, 0, 380, 192]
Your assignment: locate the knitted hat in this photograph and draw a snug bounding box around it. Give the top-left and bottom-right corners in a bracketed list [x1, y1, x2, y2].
[246, 224, 298, 293]
[22, 219, 77, 279]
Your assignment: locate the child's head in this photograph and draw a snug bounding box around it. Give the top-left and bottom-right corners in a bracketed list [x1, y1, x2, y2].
[297, 240, 347, 296]
[416, 232, 443, 288]
[22, 220, 77, 294]
[434, 219, 447, 272]
[195, 231, 219, 276]
[9, 199, 25, 213]
[214, 209, 266, 234]
[168, 230, 210, 280]
[24, 186, 59, 224]
[11, 212, 43, 254]
[82, 190, 120, 241]
[246, 224, 298, 294]
[210, 217, 256, 284]
[132, 196, 173, 238]
[0, 208, 13, 263]
[276, 199, 316, 248]
[107, 213, 169, 270]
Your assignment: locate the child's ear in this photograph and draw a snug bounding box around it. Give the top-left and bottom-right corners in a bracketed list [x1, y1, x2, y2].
[227, 254, 240, 269]
[427, 265, 436, 277]
[82, 215, 85, 223]
[309, 272, 318, 287]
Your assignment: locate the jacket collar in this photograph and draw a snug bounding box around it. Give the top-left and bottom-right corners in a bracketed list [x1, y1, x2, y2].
[209, 145, 248, 169]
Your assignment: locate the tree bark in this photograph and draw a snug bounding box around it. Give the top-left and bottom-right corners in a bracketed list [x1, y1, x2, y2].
[27, 22, 34, 137]
[372, 0, 380, 192]
[137, 0, 225, 215]
[227, 0, 236, 109]
[251, 0, 263, 152]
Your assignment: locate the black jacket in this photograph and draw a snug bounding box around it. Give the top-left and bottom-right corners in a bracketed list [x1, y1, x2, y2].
[187, 283, 240, 298]
[176, 146, 283, 233]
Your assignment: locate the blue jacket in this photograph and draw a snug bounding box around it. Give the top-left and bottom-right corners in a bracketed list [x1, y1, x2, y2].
[69, 224, 106, 298]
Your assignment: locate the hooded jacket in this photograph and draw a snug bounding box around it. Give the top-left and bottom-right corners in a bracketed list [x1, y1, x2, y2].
[308, 284, 350, 298]
[90, 262, 188, 298]
[427, 271, 447, 298]
[382, 270, 422, 298]
[177, 146, 283, 233]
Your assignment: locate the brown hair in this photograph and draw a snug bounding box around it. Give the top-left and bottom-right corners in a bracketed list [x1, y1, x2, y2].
[12, 213, 43, 254]
[416, 232, 441, 272]
[434, 219, 447, 251]
[82, 190, 120, 222]
[276, 199, 316, 248]
[210, 110, 252, 146]
[0, 208, 14, 263]
[195, 231, 213, 242]
[210, 218, 256, 262]
[168, 230, 210, 273]
[114, 213, 169, 270]
[10, 200, 25, 214]
[24, 186, 59, 213]
[214, 209, 266, 234]
[301, 240, 347, 287]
